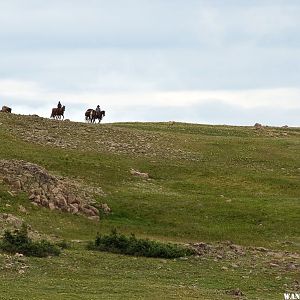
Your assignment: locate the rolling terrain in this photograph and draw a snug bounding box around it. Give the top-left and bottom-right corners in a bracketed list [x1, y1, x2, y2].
[0, 113, 299, 299]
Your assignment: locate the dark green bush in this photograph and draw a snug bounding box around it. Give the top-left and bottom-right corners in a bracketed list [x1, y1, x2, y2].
[56, 240, 71, 249]
[0, 224, 60, 257]
[87, 229, 195, 259]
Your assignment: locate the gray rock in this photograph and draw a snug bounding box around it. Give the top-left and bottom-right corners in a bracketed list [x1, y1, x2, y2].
[0, 159, 110, 219]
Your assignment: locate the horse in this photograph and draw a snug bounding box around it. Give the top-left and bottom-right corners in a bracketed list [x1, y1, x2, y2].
[90, 110, 105, 123]
[85, 109, 105, 123]
[51, 106, 65, 120]
[85, 109, 93, 122]
[1, 106, 12, 113]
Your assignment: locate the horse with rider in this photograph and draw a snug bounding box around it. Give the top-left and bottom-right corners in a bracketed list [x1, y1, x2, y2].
[51, 101, 65, 119]
[85, 105, 105, 123]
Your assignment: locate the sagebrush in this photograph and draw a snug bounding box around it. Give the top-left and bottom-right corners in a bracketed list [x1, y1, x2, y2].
[87, 229, 195, 258]
[0, 224, 60, 257]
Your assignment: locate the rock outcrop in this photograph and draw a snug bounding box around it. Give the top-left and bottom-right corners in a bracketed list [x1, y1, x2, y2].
[0, 160, 110, 220]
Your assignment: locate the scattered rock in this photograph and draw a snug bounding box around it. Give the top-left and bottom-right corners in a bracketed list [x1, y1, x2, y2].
[130, 168, 149, 179]
[287, 263, 297, 270]
[7, 191, 15, 197]
[270, 262, 279, 268]
[0, 213, 46, 241]
[18, 205, 27, 214]
[0, 113, 200, 161]
[0, 213, 23, 230]
[99, 203, 111, 214]
[230, 244, 245, 255]
[88, 216, 100, 221]
[191, 242, 212, 255]
[226, 288, 244, 296]
[255, 247, 268, 252]
[0, 159, 110, 219]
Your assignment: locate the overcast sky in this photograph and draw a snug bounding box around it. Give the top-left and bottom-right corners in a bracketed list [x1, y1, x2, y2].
[0, 0, 299, 125]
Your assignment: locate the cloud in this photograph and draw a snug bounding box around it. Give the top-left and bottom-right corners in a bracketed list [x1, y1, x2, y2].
[0, 79, 43, 98]
[0, 1, 299, 126]
[1, 1, 299, 50]
[1, 79, 299, 126]
[111, 102, 300, 127]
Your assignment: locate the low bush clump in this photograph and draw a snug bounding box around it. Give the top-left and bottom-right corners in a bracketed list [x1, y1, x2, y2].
[0, 224, 60, 257]
[87, 229, 195, 259]
[55, 240, 71, 249]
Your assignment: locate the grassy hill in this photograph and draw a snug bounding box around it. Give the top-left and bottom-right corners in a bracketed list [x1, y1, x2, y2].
[0, 113, 299, 299]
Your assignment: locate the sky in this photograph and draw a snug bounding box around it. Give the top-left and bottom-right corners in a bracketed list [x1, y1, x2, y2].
[0, 0, 299, 126]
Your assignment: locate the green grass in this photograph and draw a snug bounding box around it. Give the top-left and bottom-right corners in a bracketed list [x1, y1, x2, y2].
[0, 245, 297, 300]
[0, 113, 299, 299]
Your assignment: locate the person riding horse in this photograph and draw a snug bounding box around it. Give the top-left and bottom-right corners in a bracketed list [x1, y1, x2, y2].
[95, 105, 101, 116]
[84, 106, 105, 123]
[51, 102, 65, 119]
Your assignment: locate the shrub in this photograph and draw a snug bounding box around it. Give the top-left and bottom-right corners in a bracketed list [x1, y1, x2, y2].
[56, 240, 71, 249]
[0, 224, 60, 257]
[87, 229, 195, 259]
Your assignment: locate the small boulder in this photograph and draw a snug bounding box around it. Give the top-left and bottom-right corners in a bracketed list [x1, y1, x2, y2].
[130, 168, 149, 179]
[18, 205, 27, 214]
[100, 203, 111, 214]
[1, 106, 12, 113]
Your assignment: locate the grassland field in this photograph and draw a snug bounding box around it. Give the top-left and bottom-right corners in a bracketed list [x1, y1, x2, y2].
[0, 113, 299, 299]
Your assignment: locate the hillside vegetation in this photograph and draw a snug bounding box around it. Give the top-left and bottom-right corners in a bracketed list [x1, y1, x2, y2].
[0, 113, 299, 299]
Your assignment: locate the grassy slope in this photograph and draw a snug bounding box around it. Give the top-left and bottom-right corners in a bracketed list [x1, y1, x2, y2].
[0, 114, 299, 299]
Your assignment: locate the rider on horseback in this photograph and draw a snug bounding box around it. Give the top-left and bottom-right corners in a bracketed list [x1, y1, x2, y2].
[57, 101, 62, 109]
[95, 105, 101, 116]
